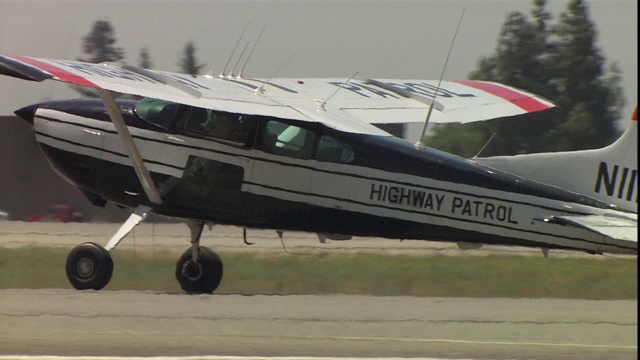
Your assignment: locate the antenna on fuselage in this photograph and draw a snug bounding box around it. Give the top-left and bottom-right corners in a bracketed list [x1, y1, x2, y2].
[472, 132, 496, 159]
[255, 52, 297, 95]
[414, 9, 465, 151]
[315, 71, 360, 112]
[237, 23, 268, 79]
[218, 22, 250, 78]
[229, 41, 249, 78]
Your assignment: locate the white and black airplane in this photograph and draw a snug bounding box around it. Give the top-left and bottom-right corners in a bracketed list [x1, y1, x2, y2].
[0, 53, 636, 294]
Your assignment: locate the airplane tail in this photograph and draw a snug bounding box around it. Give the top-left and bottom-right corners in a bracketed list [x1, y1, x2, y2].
[474, 107, 638, 213]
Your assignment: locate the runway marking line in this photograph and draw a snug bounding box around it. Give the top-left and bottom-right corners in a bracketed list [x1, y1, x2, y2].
[324, 336, 637, 349]
[0, 357, 460, 360]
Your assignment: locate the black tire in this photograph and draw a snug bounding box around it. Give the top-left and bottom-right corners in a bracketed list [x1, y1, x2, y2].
[65, 242, 113, 290]
[175, 246, 223, 294]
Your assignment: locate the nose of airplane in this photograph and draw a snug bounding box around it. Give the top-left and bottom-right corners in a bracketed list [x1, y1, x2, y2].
[14, 104, 39, 126]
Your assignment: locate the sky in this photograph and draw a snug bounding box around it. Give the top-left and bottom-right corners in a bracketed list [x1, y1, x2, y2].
[0, 0, 637, 128]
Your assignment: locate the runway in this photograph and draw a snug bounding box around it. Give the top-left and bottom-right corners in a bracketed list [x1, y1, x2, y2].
[0, 289, 636, 359]
[0, 222, 637, 359]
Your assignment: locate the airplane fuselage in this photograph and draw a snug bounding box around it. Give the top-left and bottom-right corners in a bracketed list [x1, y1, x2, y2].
[28, 98, 636, 255]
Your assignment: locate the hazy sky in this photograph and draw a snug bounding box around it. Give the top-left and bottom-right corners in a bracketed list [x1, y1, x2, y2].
[0, 0, 637, 127]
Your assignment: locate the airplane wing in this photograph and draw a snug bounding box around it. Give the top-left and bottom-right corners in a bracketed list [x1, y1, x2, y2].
[300, 78, 556, 125]
[538, 213, 637, 253]
[0, 54, 555, 135]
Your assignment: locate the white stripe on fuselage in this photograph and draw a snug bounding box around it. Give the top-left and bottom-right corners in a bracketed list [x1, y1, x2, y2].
[34, 109, 635, 254]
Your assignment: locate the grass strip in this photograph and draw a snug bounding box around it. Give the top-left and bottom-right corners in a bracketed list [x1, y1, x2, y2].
[0, 246, 636, 299]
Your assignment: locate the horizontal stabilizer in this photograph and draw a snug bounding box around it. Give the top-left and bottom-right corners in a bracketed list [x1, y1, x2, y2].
[537, 214, 637, 254]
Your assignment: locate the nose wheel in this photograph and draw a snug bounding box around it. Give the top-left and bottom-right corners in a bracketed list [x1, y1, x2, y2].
[65, 242, 114, 290]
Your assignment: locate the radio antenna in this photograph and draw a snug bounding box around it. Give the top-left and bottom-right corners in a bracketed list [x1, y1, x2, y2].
[316, 71, 359, 111]
[230, 41, 249, 78]
[238, 23, 268, 79]
[472, 132, 496, 159]
[415, 9, 465, 151]
[255, 52, 297, 95]
[219, 22, 250, 77]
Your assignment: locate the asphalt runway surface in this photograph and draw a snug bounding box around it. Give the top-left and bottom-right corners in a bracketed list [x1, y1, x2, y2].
[0, 222, 637, 359]
[0, 290, 636, 359]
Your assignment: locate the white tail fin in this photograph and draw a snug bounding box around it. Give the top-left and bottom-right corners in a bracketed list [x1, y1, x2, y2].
[474, 108, 638, 213]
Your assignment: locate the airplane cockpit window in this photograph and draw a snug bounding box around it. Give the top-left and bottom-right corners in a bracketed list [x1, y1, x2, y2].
[174, 108, 257, 146]
[134, 98, 183, 129]
[262, 120, 316, 159]
[316, 135, 354, 163]
[174, 106, 213, 134]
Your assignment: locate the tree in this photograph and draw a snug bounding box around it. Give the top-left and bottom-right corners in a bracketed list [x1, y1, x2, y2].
[75, 20, 125, 97]
[427, 0, 624, 156]
[546, 0, 624, 150]
[138, 48, 152, 69]
[178, 41, 205, 75]
[78, 20, 125, 64]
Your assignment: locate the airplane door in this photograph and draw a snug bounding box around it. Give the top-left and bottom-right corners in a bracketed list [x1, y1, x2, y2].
[168, 154, 248, 213]
[246, 119, 316, 226]
[309, 135, 356, 229]
[160, 138, 254, 216]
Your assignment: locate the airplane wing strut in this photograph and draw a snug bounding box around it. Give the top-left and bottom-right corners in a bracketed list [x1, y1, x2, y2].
[97, 89, 163, 205]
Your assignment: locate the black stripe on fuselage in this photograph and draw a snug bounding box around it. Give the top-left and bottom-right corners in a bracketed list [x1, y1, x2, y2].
[35, 112, 603, 217]
[35, 130, 185, 172]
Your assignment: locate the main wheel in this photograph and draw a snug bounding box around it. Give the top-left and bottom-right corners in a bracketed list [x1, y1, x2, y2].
[65, 242, 113, 290]
[175, 246, 223, 294]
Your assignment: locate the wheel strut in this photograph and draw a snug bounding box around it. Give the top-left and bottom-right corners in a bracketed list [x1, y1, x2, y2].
[175, 220, 223, 294]
[65, 205, 151, 291]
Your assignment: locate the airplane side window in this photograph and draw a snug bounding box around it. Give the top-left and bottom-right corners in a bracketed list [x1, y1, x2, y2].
[173, 108, 256, 146]
[230, 115, 258, 144]
[175, 106, 211, 134]
[316, 135, 354, 163]
[207, 112, 257, 145]
[262, 120, 316, 159]
[134, 98, 182, 129]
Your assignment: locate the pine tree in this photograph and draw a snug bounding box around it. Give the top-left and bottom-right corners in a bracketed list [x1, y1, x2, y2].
[139, 48, 152, 69]
[546, 0, 624, 150]
[427, 0, 624, 156]
[75, 20, 125, 97]
[432, 3, 556, 157]
[78, 20, 125, 64]
[178, 41, 205, 75]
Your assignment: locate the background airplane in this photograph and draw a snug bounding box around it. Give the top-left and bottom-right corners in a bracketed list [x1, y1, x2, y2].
[1, 54, 636, 294]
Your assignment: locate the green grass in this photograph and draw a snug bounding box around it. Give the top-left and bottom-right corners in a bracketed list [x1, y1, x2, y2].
[0, 247, 636, 299]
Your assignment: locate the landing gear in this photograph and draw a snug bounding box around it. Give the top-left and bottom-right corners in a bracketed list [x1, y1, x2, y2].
[175, 220, 224, 294]
[64, 205, 150, 291]
[63, 206, 224, 293]
[65, 242, 113, 290]
[175, 246, 223, 293]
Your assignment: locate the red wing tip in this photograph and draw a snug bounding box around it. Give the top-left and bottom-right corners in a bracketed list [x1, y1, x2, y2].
[453, 80, 553, 113]
[632, 107, 637, 122]
[2, 54, 101, 89]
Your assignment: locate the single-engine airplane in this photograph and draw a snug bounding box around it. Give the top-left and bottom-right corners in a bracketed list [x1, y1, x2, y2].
[0, 53, 636, 294]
